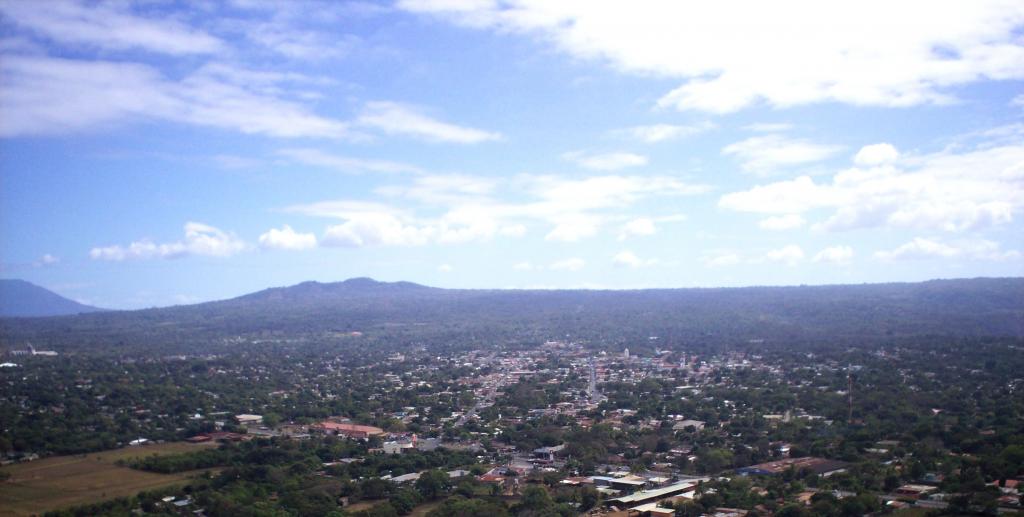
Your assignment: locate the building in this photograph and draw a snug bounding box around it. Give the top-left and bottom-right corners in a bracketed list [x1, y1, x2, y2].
[893, 484, 937, 500]
[235, 414, 263, 426]
[736, 457, 848, 477]
[390, 472, 421, 484]
[310, 421, 385, 439]
[533, 444, 566, 462]
[673, 419, 705, 432]
[606, 481, 701, 508]
[630, 502, 675, 516]
[590, 475, 649, 494]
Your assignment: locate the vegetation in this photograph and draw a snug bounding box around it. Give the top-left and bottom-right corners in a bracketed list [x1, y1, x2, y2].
[1, 278, 1022, 515]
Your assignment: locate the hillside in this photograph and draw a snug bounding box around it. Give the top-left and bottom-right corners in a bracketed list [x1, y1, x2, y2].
[0, 277, 1021, 355]
[0, 279, 105, 318]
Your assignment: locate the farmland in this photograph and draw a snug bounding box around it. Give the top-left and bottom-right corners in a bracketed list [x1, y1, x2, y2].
[0, 442, 217, 516]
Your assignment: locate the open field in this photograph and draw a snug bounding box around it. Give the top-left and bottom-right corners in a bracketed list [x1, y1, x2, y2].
[0, 442, 217, 516]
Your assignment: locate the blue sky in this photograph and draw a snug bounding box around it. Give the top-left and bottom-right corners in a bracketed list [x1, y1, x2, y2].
[1, 0, 1022, 309]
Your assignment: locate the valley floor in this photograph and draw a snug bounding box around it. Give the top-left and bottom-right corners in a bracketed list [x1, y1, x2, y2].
[0, 441, 217, 516]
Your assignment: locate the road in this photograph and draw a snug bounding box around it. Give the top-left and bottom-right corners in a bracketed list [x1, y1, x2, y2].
[456, 354, 507, 426]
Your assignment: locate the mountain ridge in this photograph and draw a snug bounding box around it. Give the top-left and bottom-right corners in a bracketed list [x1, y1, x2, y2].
[0, 279, 106, 318]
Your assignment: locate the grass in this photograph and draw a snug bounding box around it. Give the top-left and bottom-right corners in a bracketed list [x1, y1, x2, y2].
[409, 500, 442, 516]
[0, 442, 218, 516]
[890, 509, 933, 517]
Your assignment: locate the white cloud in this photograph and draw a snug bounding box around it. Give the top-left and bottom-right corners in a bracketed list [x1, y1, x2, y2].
[435, 206, 503, 244]
[437, 263, 453, 272]
[612, 250, 657, 268]
[527, 175, 708, 212]
[853, 143, 900, 166]
[28, 254, 62, 268]
[618, 218, 656, 240]
[356, 101, 501, 143]
[321, 213, 434, 247]
[290, 173, 708, 246]
[703, 253, 741, 267]
[499, 224, 527, 237]
[744, 122, 793, 132]
[875, 238, 959, 260]
[376, 174, 497, 204]
[512, 262, 533, 271]
[563, 151, 648, 171]
[720, 134, 1024, 233]
[1012, 94, 1024, 107]
[278, 148, 422, 174]
[0, 1, 223, 55]
[90, 222, 246, 261]
[513, 175, 704, 241]
[757, 214, 805, 231]
[615, 122, 713, 143]
[874, 238, 1021, 261]
[285, 200, 406, 220]
[545, 215, 600, 242]
[723, 134, 842, 175]
[813, 245, 854, 264]
[400, 1, 1024, 113]
[309, 203, 505, 248]
[549, 258, 585, 271]
[0, 55, 352, 138]
[258, 225, 317, 251]
[761, 245, 805, 265]
[237, 20, 361, 61]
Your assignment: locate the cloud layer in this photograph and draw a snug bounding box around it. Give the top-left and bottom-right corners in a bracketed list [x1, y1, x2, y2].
[401, 1, 1024, 113]
[720, 139, 1024, 233]
[90, 223, 247, 261]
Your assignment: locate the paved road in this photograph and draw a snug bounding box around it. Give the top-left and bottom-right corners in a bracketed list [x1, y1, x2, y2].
[457, 355, 506, 426]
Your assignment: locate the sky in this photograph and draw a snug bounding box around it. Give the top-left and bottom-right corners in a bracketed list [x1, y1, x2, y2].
[1, 0, 1022, 309]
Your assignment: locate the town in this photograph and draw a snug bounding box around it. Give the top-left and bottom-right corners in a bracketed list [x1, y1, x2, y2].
[2, 333, 1021, 516]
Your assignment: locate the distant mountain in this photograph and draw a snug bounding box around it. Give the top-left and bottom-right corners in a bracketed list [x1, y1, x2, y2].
[0, 279, 105, 317]
[237, 278, 432, 304]
[1, 277, 1021, 354]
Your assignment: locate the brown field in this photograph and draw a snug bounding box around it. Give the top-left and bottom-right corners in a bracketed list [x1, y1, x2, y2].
[0, 442, 218, 516]
[342, 500, 442, 516]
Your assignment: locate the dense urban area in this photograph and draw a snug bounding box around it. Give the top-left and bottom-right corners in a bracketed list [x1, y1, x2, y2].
[1, 279, 1022, 517]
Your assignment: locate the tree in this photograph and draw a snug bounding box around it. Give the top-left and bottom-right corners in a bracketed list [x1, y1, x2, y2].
[578, 486, 599, 511]
[388, 489, 421, 515]
[415, 469, 450, 500]
[516, 485, 555, 514]
[774, 503, 807, 517]
[360, 501, 399, 517]
[675, 500, 703, 517]
[427, 496, 509, 517]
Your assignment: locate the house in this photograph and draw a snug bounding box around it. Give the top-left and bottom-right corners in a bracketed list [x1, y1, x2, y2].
[630, 501, 676, 516]
[235, 414, 263, 426]
[736, 457, 847, 477]
[893, 484, 937, 500]
[379, 441, 414, 454]
[673, 419, 706, 432]
[605, 481, 702, 507]
[533, 444, 566, 462]
[390, 472, 421, 484]
[310, 421, 385, 439]
[710, 509, 749, 517]
[416, 437, 442, 451]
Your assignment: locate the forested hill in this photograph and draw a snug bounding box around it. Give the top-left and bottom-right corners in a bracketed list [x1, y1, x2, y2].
[0, 279, 105, 318]
[1, 277, 1021, 355]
